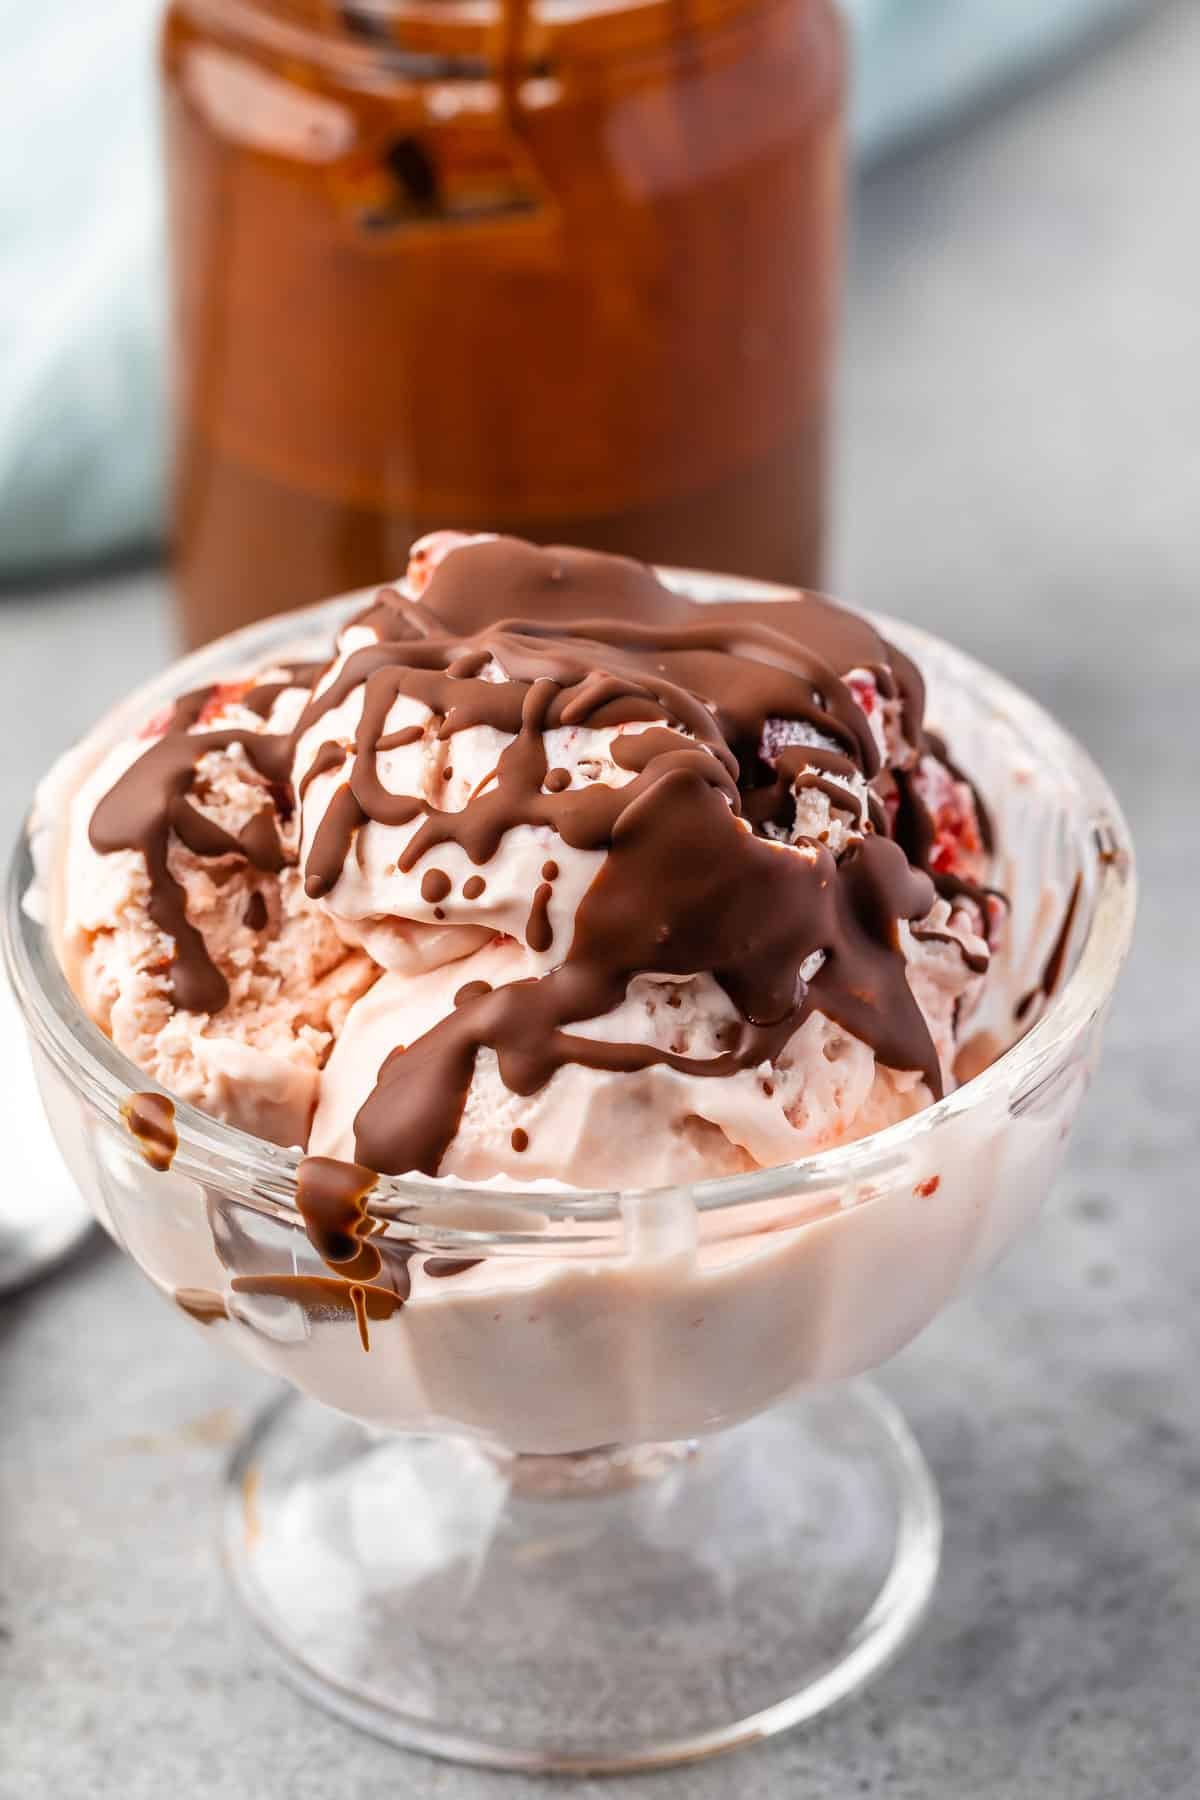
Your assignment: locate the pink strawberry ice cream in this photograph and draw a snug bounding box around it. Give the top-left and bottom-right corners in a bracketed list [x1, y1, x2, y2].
[48, 533, 1003, 1185]
[52, 669, 377, 1147]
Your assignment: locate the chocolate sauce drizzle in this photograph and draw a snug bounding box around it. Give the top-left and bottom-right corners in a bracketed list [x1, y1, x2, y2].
[295, 1156, 381, 1281]
[121, 1093, 178, 1172]
[174, 1286, 228, 1325]
[89, 680, 301, 1014]
[230, 1274, 406, 1352]
[87, 537, 1001, 1182]
[1015, 874, 1083, 1022]
[264, 1155, 483, 1347]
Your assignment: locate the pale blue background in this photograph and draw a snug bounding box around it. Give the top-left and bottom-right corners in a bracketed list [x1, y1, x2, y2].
[0, 0, 1138, 575]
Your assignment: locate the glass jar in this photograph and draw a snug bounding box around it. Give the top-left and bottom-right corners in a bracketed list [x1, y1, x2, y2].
[161, 0, 844, 643]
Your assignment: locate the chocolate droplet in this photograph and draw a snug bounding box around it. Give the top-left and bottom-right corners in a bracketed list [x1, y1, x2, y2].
[243, 891, 268, 932]
[525, 882, 554, 952]
[421, 868, 452, 904]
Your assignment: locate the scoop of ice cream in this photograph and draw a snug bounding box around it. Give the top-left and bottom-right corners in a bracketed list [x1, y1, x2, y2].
[292, 534, 1001, 1181]
[57, 670, 377, 1146]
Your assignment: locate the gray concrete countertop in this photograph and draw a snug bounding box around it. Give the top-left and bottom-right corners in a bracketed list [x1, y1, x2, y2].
[1, 5, 1196, 1794]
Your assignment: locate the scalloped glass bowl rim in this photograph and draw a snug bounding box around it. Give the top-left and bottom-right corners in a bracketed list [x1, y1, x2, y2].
[4, 572, 1136, 1243]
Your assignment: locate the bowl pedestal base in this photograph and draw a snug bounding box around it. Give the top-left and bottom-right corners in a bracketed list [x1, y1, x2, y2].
[225, 1381, 941, 1773]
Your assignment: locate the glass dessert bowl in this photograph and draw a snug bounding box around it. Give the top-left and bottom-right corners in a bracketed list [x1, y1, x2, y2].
[4, 573, 1134, 1773]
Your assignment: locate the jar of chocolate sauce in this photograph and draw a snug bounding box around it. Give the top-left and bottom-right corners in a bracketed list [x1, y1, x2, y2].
[162, 0, 844, 644]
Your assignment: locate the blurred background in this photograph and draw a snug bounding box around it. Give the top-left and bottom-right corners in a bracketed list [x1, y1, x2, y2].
[3, 2, 1197, 1796]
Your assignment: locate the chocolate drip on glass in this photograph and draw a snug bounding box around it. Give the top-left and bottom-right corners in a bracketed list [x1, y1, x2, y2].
[121, 1093, 178, 1173]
